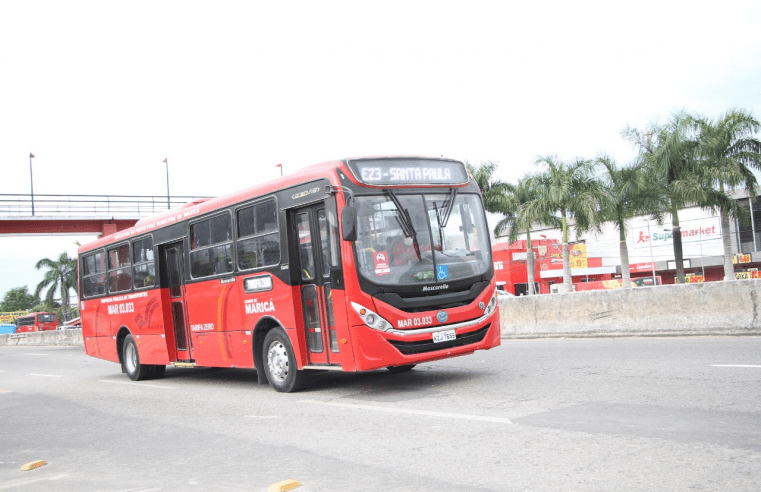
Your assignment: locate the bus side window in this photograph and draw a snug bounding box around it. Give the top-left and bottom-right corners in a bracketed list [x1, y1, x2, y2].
[82, 251, 107, 297]
[190, 213, 234, 278]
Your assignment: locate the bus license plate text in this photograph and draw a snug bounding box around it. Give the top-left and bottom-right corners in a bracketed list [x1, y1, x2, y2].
[432, 329, 456, 343]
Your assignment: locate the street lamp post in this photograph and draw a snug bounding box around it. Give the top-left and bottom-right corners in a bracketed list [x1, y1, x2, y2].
[647, 219, 656, 281]
[163, 158, 170, 209]
[699, 227, 705, 280]
[29, 153, 35, 216]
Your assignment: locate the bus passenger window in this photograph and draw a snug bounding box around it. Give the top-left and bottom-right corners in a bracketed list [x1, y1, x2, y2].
[82, 251, 107, 297]
[132, 237, 155, 289]
[190, 213, 234, 278]
[237, 198, 280, 271]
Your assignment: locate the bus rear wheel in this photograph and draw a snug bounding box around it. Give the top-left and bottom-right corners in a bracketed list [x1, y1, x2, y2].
[123, 334, 165, 381]
[262, 328, 302, 393]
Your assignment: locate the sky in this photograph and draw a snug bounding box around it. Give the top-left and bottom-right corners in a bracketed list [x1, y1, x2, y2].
[1, 0, 760, 301]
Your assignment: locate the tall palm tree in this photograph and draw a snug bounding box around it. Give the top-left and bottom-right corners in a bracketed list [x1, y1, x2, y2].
[467, 161, 509, 214]
[534, 156, 605, 293]
[35, 252, 77, 321]
[594, 155, 657, 288]
[688, 109, 761, 281]
[493, 174, 557, 295]
[622, 113, 701, 284]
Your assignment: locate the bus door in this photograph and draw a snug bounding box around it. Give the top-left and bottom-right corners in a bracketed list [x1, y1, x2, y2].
[160, 241, 194, 361]
[292, 203, 339, 366]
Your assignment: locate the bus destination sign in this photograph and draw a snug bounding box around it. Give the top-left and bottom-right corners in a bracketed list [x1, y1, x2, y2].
[347, 158, 469, 186]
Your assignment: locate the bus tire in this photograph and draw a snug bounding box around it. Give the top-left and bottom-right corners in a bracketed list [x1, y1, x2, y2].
[123, 334, 152, 381]
[386, 364, 416, 374]
[149, 365, 166, 379]
[262, 328, 302, 393]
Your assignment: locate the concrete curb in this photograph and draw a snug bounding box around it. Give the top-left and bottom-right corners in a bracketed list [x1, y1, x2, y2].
[499, 279, 761, 339]
[0, 328, 83, 346]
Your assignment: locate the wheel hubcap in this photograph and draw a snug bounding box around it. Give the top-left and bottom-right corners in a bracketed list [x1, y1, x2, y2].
[267, 341, 289, 382]
[125, 343, 136, 373]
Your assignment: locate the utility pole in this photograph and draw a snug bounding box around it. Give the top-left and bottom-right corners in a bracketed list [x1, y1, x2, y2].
[29, 153, 35, 216]
[163, 158, 170, 209]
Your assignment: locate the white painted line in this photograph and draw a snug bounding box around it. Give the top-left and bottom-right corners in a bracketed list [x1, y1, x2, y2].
[0, 472, 71, 490]
[99, 380, 176, 389]
[246, 415, 282, 419]
[27, 374, 64, 378]
[712, 364, 761, 368]
[301, 399, 514, 424]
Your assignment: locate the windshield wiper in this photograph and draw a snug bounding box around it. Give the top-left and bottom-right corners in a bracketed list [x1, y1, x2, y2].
[438, 188, 458, 229]
[385, 189, 421, 260]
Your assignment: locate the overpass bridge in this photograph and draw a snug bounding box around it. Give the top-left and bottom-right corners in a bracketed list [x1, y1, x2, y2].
[0, 194, 211, 237]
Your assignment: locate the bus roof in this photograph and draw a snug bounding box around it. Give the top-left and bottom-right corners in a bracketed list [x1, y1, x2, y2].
[77, 155, 466, 254]
[78, 158, 350, 253]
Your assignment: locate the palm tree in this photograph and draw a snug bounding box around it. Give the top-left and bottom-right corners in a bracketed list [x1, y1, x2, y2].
[594, 155, 657, 288]
[622, 113, 701, 284]
[534, 156, 605, 292]
[35, 252, 77, 321]
[688, 109, 761, 281]
[467, 161, 509, 214]
[493, 174, 557, 295]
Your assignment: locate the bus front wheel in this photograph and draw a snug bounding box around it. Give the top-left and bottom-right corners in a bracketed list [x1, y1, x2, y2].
[123, 334, 165, 381]
[262, 328, 302, 393]
[387, 364, 416, 374]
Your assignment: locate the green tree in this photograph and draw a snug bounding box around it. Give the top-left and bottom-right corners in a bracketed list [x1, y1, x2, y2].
[0, 286, 39, 312]
[467, 161, 509, 214]
[493, 174, 558, 295]
[35, 252, 77, 321]
[594, 155, 658, 288]
[688, 108, 761, 281]
[535, 156, 605, 292]
[468, 162, 555, 295]
[622, 113, 701, 284]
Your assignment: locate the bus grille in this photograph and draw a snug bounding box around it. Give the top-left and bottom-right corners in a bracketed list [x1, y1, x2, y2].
[388, 325, 490, 355]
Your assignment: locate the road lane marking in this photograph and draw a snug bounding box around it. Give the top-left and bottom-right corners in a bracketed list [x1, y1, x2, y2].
[0, 472, 71, 490]
[301, 400, 514, 424]
[246, 415, 282, 419]
[99, 380, 176, 389]
[712, 364, 761, 368]
[27, 374, 64, 378]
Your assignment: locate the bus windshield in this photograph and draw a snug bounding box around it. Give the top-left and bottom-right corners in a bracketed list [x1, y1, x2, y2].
[353, 192, 491, 286]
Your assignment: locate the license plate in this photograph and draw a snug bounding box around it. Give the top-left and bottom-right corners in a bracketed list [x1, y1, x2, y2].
[432, 329, 456, 343]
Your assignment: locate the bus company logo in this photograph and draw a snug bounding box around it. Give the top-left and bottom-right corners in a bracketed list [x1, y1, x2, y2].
[292, 187, 321, 200]
[244, 299, 275, 314]
[422, 284, 448, 292]
[436, 311, 448, 323]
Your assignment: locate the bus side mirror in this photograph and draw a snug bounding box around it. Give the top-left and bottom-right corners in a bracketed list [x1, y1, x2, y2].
[341, 206, 357, 242]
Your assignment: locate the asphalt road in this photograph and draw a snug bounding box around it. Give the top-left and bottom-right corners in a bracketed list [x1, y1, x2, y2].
[1, 337, 760, 491]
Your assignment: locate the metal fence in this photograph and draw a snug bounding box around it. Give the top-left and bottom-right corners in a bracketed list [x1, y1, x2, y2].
[0, 194, 212, 218]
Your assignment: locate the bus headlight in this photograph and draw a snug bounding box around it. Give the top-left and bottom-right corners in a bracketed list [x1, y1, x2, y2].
[484, 295, 498, 317]
[351, 302, 393, 332]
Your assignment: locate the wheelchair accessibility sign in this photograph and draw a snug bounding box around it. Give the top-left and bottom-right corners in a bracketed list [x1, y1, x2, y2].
[437, 265, 449, 280]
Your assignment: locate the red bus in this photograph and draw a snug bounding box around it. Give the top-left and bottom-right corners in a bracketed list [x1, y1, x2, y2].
[15, 312, 58, 332]
[77, 156, 501, 392]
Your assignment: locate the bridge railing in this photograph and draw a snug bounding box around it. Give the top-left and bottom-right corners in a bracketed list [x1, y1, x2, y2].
[0, 194, 212, 218]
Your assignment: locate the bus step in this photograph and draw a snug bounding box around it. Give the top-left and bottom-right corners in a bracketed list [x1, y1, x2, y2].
[302, 365, 343, 371]
[171, 361, 197, 368]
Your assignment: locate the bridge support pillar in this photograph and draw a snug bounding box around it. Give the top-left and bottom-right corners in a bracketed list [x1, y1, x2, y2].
[101, 223, 118, 237]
